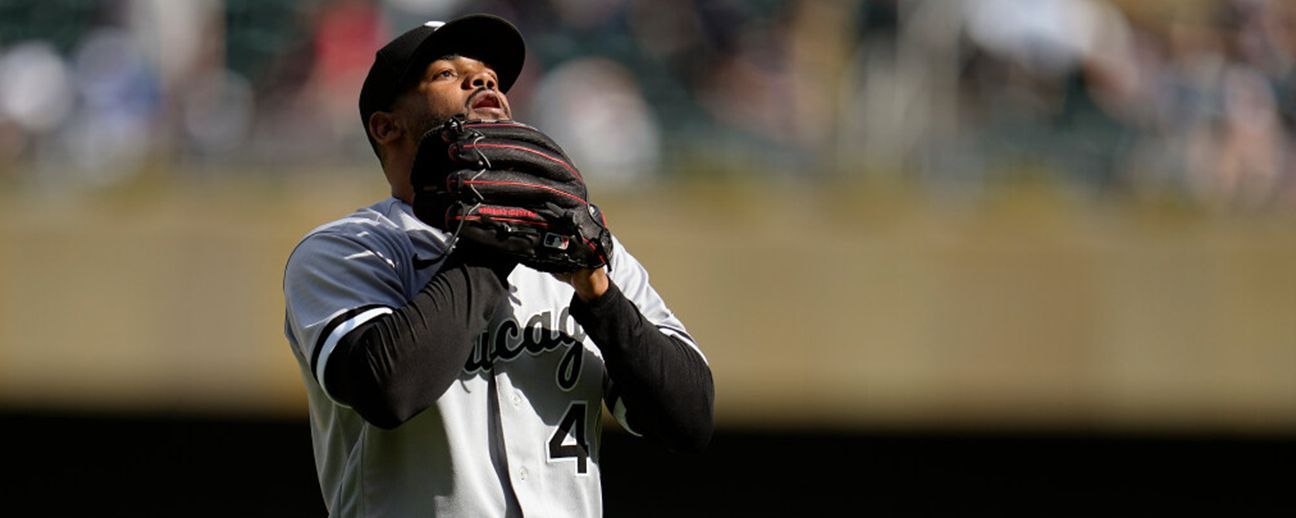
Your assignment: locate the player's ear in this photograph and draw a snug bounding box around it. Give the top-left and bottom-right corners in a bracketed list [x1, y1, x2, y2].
[368, 111, 403, 146]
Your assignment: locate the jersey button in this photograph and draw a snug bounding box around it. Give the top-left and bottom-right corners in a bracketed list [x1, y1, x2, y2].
[511, 393, 521, 408]
[519, 467, 529, 481]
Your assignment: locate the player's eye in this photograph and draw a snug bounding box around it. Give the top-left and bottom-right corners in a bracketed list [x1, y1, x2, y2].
[434, 69, 455, 80]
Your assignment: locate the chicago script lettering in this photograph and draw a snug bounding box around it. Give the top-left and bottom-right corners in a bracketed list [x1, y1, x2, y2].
[464, 310, 588, 379]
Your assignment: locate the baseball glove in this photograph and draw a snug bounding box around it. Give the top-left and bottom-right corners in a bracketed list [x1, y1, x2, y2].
[410, 116, 613, 273]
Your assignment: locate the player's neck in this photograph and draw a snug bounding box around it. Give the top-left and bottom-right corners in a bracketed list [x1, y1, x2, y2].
[383, 161, 415, 204]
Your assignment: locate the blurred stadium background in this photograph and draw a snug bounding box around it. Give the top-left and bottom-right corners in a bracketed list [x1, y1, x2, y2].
[1, 0, 1293, 515]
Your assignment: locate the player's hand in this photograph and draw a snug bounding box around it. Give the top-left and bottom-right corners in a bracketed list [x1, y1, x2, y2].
[552, 267, 608, 302]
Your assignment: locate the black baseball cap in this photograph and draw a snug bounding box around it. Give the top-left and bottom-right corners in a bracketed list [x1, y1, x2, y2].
[358, 13, 525, 131]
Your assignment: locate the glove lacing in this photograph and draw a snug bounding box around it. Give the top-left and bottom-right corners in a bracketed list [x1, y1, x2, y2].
[444, 130, 492, 255]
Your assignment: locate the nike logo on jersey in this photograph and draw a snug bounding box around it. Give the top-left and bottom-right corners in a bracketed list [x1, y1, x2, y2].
[412, 255, 441, 270]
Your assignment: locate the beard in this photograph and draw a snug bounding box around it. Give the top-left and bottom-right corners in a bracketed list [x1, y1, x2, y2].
[407, 105, 455, 141]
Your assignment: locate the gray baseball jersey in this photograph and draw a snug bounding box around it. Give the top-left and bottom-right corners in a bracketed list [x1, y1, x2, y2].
[283, 197, 702, 516]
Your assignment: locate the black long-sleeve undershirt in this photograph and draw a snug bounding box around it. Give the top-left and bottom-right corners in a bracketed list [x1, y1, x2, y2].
[322, 258, 714, 451]
[570, 282, 715, 453]
[323, 255, 510, 429]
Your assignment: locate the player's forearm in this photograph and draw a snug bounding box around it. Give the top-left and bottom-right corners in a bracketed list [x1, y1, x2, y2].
[570, 281, 715, 452]
[324, 256, 510, 429]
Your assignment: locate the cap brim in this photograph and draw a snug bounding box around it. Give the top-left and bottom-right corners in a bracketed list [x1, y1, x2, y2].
[402, 14, 526, 93]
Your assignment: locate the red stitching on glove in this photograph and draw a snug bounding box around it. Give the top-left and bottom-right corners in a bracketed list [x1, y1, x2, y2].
[452, 215, 551, 228]
[464, 179, 588, 206]
[476, 206, 544, 219]
[580, 236, 606, 264]
[461, 143, 583, 180]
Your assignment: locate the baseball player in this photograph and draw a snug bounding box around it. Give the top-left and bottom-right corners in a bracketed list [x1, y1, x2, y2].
[282, 13, 714, 516]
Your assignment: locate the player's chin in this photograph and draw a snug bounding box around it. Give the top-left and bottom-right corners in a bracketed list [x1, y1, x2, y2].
[466, 106, 510, 122]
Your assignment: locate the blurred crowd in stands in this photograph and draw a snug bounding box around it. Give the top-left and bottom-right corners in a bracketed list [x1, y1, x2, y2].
[0, 0, 1293, 208]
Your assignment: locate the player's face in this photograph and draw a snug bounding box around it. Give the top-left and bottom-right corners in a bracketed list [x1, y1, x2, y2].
[401, 55, 512, 135]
